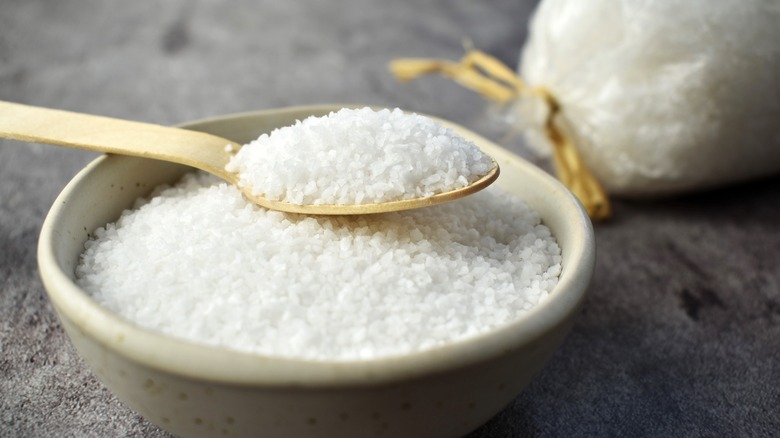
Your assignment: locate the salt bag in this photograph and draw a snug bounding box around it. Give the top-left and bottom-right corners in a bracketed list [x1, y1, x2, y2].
[519, 0, 780, 197]
[391, 0, 780, 219]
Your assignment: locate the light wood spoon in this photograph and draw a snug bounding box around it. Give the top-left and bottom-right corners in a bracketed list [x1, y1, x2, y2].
[0, 100, 499, 215]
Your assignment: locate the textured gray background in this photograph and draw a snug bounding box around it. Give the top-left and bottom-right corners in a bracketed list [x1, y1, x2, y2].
[1, 0, 778, 437]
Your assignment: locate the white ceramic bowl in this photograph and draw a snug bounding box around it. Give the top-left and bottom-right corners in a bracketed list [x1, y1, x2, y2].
[37, 105, 595, 438]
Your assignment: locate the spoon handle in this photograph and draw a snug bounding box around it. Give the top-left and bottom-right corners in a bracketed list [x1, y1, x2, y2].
[0, 100, 238, 177]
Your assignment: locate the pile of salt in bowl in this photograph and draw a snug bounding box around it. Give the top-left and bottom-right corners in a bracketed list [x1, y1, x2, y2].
[75, 108, 561, 361]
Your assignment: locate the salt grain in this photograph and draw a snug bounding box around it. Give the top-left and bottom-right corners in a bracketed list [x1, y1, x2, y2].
[76, 173, 561, 361]
[225, 107, 495, 205]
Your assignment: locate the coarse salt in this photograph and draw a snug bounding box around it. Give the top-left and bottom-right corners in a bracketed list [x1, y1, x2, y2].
[225, 107, 494, 205]
[76, 172, 561, 361]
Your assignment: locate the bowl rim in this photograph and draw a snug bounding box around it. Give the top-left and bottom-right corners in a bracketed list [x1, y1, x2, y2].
[37, 104, 595, 387]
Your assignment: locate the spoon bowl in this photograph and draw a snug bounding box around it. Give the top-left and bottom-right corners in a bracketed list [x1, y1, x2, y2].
[0, 100, 498, 215]
[245, 164, 499, 215]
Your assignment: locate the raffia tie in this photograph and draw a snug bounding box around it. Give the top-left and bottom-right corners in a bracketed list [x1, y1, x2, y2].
[389, 50, 611, 220]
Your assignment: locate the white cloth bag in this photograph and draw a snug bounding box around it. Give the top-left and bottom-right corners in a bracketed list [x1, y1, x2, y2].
[519, 0, 780, 197]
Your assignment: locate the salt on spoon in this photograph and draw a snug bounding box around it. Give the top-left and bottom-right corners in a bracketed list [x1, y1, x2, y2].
[227, 107, 499, 213]
[0, 101, 499, 214]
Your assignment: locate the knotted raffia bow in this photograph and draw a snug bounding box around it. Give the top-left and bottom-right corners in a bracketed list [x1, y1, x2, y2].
[389, 50, 611, 220]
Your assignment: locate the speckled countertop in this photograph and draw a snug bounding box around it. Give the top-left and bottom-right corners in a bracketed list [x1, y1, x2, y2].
[1, 1, 778, 436]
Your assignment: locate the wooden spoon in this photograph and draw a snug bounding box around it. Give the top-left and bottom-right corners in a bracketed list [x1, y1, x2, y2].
[0, 100, 499, 215]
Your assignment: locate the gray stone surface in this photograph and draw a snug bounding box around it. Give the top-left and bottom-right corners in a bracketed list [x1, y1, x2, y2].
[1, 0, 778, 436]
